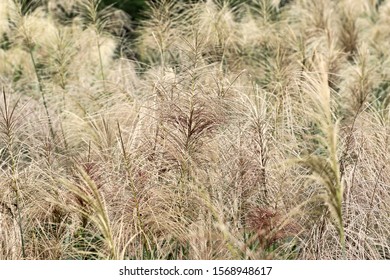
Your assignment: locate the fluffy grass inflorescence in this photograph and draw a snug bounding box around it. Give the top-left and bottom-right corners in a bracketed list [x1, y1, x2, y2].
[0, 0, 389, 260]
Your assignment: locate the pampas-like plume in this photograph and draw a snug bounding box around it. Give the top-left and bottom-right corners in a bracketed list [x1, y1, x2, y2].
[298, 57, 346, 258]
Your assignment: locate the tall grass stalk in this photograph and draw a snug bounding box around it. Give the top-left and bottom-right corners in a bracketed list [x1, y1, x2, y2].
[11, 0, 56, 140]
[300, 58, 346, 258]
[61, 164, 118, 259]
[28, 49, 56, 140]
[0, 89, 26, 258]
[116, 121, 149, 258]
[81, 0, 111, 94]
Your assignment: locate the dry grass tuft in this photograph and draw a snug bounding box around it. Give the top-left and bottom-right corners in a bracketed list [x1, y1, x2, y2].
[0, 0, 389, 260]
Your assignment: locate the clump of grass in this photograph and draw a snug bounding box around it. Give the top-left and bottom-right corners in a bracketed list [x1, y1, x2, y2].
[61, 163, 118, 259]
[7, 0, 57, 140]
[79, 0, 115, 95]
[298, 57, 346, 258]
[136, 0, 183, 66]
[0, 88, 26, 258]
[1, 0, 390, 260]
[246, 207, 299, 250]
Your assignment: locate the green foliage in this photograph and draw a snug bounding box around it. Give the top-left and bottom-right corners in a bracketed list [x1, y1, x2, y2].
[102, 0, 149, 20]
[0, 33, 11, 50]
[72, 228, 104, 260]
[373, 80, 390, 112]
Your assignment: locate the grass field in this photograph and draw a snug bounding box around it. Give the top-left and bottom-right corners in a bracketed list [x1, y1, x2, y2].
[0, 0, 389, 260]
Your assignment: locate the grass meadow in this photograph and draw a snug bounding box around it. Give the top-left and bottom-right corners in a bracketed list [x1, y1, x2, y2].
[0, 0, 390, 260]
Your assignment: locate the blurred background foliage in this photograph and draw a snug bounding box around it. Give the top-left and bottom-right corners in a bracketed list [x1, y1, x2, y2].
[101, 0, 255, 21]
[21, 1, 290, 27]
[102, 0, 149, 21]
